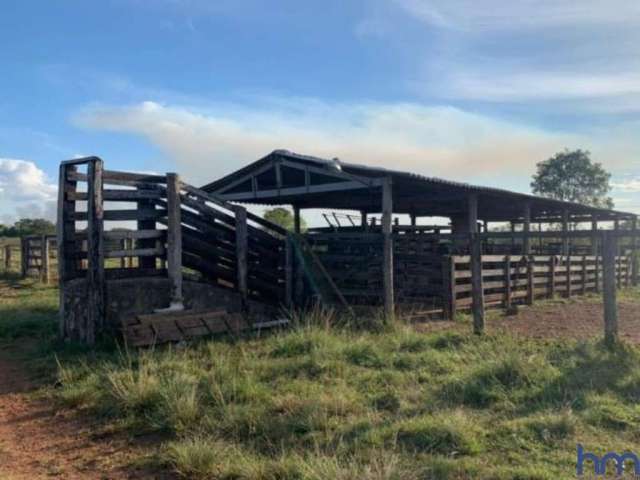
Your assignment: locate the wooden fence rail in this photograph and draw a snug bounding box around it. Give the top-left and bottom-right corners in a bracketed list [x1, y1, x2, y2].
[443, 251, 632, 319]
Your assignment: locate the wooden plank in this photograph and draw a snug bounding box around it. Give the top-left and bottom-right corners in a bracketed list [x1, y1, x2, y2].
[602, 232, 618, 347]
[104, 229, 165, 240]
[443, 256, 456, 320]
[103, 170, 167, 183]
[105, 247, 165, 258]
[86, 159, 105, 346]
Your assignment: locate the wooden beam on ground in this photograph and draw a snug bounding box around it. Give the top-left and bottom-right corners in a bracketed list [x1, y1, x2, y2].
[166, 173, 184, 308]
[602, 231, 618, 348]
[382, 177, 394, 320]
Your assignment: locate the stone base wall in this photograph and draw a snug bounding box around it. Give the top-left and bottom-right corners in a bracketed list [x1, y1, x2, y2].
[61, 277, 277, 342]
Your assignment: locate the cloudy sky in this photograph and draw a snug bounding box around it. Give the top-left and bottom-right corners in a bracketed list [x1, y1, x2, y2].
[1, 0, 639, 223]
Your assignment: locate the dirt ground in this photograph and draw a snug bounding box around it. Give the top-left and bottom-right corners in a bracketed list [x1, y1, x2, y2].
[0, 343, 173, 480]
[419, 296, 640, 344]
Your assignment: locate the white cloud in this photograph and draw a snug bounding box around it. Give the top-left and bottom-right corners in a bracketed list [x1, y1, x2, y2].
[0, 158, 57, 223]
[74, 98, 600, 190]
[612, 178, 640, 193]
[377, 0, 640, 109]
[394, 0, 640, 31]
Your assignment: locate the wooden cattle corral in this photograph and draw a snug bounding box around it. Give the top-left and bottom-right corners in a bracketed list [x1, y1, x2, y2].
[57, 151, 640, 346]
[204, 150, 639, 320]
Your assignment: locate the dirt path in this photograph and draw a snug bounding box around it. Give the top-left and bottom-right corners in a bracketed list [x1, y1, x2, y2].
[418, 297, 640, 343]
[0, 344, 169, 480]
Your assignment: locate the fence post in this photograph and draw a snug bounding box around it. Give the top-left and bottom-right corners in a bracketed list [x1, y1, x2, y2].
[42, 235, 51, 284]
[602, 232, 618, 347]
[633, 217, 639, 286]
[504, 255, 512, 309]
[442, 256, 456, 320]
[526, 256, 534, 305]
[166, 173, 184, 309]
[86, 158, 105, 346]
[581, 256, 587, 295]
[565, 256, 572, 298]
[382, 177, 394, 321]
[234, 205, 248, 310]
[616, 254, 622, 289]
[20, 237, 28, 277]
[285, 235, 293, 308]
[549, 255, 556, 298]
[4, 245, 11, 271]
[470, 233, 485, 334]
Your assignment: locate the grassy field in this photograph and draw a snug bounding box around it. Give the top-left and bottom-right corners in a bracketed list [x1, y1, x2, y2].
[3, 276, 640, 479]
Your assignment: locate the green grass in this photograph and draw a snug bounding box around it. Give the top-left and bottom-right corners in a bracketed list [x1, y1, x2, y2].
[3, 275, 640, 479]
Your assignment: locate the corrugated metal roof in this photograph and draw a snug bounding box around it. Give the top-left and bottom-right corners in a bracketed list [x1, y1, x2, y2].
[202, 149, 635, 218]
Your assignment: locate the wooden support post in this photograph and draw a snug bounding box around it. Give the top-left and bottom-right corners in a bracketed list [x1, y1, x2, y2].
[165, 173, 184, 309]
[361, 211, 367, 230]
[20, 237, 27, 277]
[504, 255, 512, 309]
[234, 206, 248, 310]
[562, 209, 570, 256]
[602, 231, 618, 347]
[468, 194, 479, 233]
[382, 177, 394, 320]
[510, 222, 516, 253]
[410, 214, 417, 227]
[632, 217, 638, 286]
[293, 205, 301, 234]
[616, 254, 622, 289]
[526, 256, 534, 305]
[549, 255, 556, 298]
[4, 245, 11, 271]
[591, 215, 599, 256]
[120, 239, 127, 268]
[86, 159, 105, 346]
[523, 203, 531, 255]
[470, 233, 485, 334]
[565, 255, 572, 298]
[595, 255, 601, 294]
[442, 256, 456, 320]
[57, 164, 78, 338]
[581, 256, 587, 295]
[285, 235, 293, 308]
[41, 235, 51, 284]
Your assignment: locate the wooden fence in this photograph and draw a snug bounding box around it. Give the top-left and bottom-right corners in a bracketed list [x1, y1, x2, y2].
[443, 253, 633, 319]
[0, 236, 57, 283]
[58, 157, 288, 344]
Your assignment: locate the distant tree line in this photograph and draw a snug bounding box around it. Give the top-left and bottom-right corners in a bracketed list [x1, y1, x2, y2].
[0, 218, 55, 237]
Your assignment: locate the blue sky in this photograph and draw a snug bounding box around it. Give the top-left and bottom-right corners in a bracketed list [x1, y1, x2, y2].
[1, 0, 639, 223]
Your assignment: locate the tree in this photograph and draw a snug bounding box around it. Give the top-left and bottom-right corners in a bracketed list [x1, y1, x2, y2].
[531, 149, 613, 208]
[10, 218, 55, 236]
[263, 207, 306, 232]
